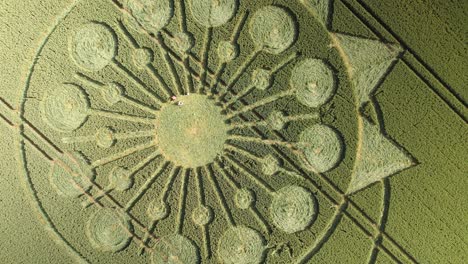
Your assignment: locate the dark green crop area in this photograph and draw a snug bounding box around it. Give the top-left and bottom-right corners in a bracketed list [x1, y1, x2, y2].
[0, 0, 466, 264]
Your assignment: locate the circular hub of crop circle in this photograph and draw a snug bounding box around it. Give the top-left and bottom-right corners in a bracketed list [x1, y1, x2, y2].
[156, 94, 228, 168]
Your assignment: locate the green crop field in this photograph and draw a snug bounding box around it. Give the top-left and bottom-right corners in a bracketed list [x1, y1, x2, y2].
[0, 0, 466, 263]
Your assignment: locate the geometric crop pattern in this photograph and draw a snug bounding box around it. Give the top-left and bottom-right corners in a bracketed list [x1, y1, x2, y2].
[0, 0, 419, 263]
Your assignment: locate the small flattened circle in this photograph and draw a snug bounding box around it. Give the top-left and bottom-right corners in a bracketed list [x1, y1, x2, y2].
[101, 82, 123, 106]
[41, 84, 89, 133]
[125, 0, 174, 34]
[132, 47, 154, 69]
[299, 124, 343, 173]
[217, 226, 265, 264]
[251, 68, 272, 90]
[95, 127, 116, 149]
[234, 188, 255, 210]
[190, 0, 238, 28]
[270, 185, 317, 234]
[109, 167, 133, 191]
[147, 200, 169, 220]
[50, 153, 94, 197]
[70, 23, 116, 72]
[152, 234, 200, 264]
[192, 205, 213, 226]
[266, 111, 286, 131]
[86, 208, 133, 252]
[217, 41, 239, 63]
[172, 32, 195, 53]
[262, 155, 280, 176]
[249, 6, 297, 54]
[292, 59, 336, 108]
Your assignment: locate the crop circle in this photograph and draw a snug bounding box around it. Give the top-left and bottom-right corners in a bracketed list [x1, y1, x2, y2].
[147, 200, 170, 220]
[192, 205, 213, 226]
[270, 185, 317, 234]
[234, 188, 255, 209]
[292, 59, 336, 108]
[299, 124, 344, 173]
[151, 234, 200, 264]
[156, 94, 228, 168]
[86, 208, 133, 252]
[217, 226, 265, 264]
[70, 23, 116, 71]
[41, 84, 89, 132]
[125, 0, 174, 34]
[190, 0, 238, 28]
[249, 6, 297, 54]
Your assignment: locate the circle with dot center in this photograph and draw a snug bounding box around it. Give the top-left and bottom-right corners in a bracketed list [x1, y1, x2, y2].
[156, 94, 229, 168]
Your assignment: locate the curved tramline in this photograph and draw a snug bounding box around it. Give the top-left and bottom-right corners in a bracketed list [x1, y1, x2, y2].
[16, 0, 416, 263]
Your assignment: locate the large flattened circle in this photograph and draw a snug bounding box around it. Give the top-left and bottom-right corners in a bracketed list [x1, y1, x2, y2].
[85, 208, 133, 252]
[249, 5, 297, 54]
[41, 83, 90, 133]
[125, 0, 174, 34]
[151, 234, 200, 264]
[156, 94, 228, 168]
[190, 0, 238, 28]
[217, 226, 265, 264]
[70, 22, 116, 71]
[270, 185, 317, 234]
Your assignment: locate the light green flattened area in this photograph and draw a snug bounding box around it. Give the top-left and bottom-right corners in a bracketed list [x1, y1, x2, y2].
[347, 119, 414, 194]
[270, 185, 317, 234]
[41, 84, 90, 132]
[156, 94, 228, 167]
[217, 226, 266, 264]
[0, 0, 467, 263]
[151, 234, 200, 264]
[334, 33, 401, 105]
[86, 208, 133, 252]
[125, 0, 174, 34]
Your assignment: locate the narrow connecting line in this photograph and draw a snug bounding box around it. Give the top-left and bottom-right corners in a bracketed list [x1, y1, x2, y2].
[225, 89, 295, 119]
[176, 0, 194, 94]
[63, 129, 154, 145]
[223, 51, 299, 107]
[83, 150, 162, 208]
[367, 179, 390, 263]
[204, 165, 236, 226]
[138, 166, 179, 254]
[228, 134, 297, 149]
[218, 48, 262, 99]
[176, 169, 189, 234]
[222, 148, 276, 195]
[117, 19, 176, 100]
[214, 161, 272, 234]
[195, 168, 211, 258]
[90, 141, 157, 169]
[228, 112, 319, 130]
[155, 33, 184, 96]
[75, 70, 159, 115]
[197, 28, 213, 93]
[90, 109, 156, 125]
[209, 12, 249, 94]
[111, 59, 165, 104]
[296, 198, 349, 264]
[124, 161, 170, 212]
[146, 64, 175, 98]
